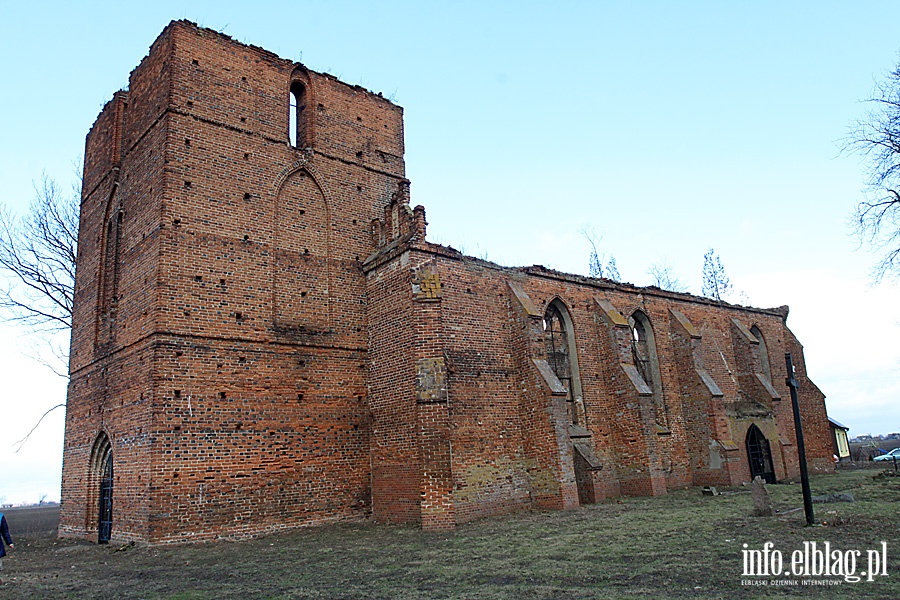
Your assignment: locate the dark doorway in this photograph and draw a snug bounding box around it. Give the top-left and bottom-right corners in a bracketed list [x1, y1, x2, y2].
[98, 450, 113, 544]
[746, 424, 776, 484]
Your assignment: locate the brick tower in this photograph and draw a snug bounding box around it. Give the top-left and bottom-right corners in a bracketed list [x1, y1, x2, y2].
[61, 21, 405, 543]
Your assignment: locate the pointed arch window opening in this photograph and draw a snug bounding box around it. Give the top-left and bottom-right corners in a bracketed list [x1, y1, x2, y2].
[544, 304, 572, 397]
[289, 90, 297, 146]
[751, 325, 773, 383]
[543, 301, 582, 426]
[290, 80, 309, 148]
[630, 318, 653, 392]
[101, 210, 123, 312]
[97, 206, 124, 348]
[629, 311, 669, 429]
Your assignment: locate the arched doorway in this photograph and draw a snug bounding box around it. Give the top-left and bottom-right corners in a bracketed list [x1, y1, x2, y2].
[746, 424, 776, 484]
[91, 433, 113, 543]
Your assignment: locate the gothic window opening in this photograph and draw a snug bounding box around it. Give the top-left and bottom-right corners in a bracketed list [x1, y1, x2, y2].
[629, 310, 668, 428]
[101, 211, 123, 308]
[544, 304, 571, 397]
[751, 325, 772, 383]
[543, 299, 583, 425]
[630, 316, 652, 391]
[97, 202, 124, 345]
[290, 80, 310, 148]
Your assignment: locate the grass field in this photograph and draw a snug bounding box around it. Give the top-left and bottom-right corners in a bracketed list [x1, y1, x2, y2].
[1, 469, 897, 599]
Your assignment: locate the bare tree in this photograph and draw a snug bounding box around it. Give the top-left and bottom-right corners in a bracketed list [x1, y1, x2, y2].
[844, 60, 900, 280]
[701, 248, 732, 301]
[581, 226, 621, 282]
[647, 259, 687, 293]
[0, 173, 78, 332]
[1, 172, 79, 449]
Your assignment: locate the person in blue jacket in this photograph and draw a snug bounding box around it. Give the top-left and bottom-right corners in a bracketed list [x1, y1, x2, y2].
[0, 512, 14, 584]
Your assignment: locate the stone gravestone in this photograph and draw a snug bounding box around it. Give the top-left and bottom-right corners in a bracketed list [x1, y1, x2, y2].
[751, 476, 773, 516]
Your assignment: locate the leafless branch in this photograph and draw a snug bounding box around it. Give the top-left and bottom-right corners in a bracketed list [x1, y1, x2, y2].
[842, 61, 900, 280]
[647, 258, 688, 293]
[0, 170, 79, 447]
[580, 225, 621, 281]
[13, 403, 66, 452]
[21, 339, 70, 379]
[0, 173, 78, 331]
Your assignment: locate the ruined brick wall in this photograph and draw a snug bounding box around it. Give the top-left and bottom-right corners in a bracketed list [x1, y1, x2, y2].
[62, 39, 168, 540]
[59, 342, 155, 543]
[363, 232, 834, 528]
[419, 256, 532, 521]
[365, 248, 421, 525]
[783, 329, 833, 474]
[63, 21, 833, 543]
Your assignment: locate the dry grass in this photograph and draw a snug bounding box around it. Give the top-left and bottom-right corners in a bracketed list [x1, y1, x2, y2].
[2, 470, 898, 599]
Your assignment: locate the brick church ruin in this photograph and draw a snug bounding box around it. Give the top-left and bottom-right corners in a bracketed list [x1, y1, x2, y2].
[60, 21, 834, 544]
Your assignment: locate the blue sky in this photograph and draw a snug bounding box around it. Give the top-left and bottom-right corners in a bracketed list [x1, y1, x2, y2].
[2, 1, 899, 504]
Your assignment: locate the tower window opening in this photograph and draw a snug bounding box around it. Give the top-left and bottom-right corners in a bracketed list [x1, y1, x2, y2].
[290, 81, 309, 148]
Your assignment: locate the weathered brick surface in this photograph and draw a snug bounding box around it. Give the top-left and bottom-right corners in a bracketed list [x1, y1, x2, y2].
[62, 21, 833, 544]
[362, 222, 831, 531]
[365, 249, 421, 524]
[62, 21, 402, 544]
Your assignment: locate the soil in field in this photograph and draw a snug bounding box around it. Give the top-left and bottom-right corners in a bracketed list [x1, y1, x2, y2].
[4, 506, 60, 538]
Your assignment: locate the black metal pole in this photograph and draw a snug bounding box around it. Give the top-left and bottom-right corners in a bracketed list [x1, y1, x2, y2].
[785, 352, 815, 526]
